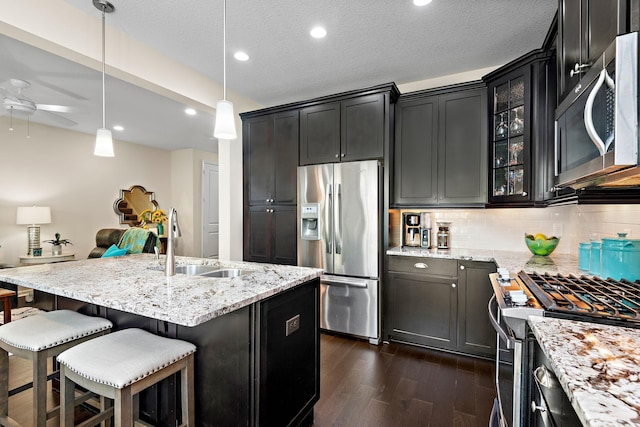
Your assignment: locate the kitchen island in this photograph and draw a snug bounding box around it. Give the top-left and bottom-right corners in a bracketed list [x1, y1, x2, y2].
[0, 254, 322, 426]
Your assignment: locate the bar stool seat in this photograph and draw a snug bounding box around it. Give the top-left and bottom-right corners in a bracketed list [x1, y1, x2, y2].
[58, 328, 196, 426]
[0, 309, 113, 426]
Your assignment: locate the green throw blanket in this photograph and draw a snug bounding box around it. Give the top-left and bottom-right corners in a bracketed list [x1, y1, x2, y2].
[118, 227, 157, 254]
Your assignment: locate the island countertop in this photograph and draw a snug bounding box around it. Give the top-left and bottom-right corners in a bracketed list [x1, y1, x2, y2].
[0, 255, 322, 327]
[529, 316, 640, 427]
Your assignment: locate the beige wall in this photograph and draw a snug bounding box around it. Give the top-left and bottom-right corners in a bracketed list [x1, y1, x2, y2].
[170, 149, 219, 257]
[0, 116, 171, 264]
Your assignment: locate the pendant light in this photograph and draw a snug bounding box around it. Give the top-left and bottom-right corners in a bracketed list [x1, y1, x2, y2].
[93, 0, 115, 157]
[213, 0, 237, 140]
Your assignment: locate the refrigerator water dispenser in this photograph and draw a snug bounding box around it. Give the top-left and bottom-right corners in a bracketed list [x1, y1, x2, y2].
[300, 203, 321, 240]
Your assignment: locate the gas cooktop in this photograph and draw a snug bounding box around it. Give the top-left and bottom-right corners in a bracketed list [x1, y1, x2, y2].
[517, 271, 640, 327]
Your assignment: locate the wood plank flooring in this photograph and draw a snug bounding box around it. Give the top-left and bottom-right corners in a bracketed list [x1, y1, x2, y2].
[314, 333, 497, 427]
[5, 331, 496, 427]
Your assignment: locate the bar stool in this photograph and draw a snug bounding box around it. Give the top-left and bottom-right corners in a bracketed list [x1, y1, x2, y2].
[58, 328, 196, 426]
[0, 309, 113, 427]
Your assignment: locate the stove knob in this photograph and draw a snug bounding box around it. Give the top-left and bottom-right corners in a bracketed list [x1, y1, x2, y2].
[531, 401, 546, 414]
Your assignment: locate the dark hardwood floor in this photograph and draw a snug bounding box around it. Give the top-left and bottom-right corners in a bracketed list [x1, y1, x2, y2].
[5, 330, 495, 426]
[314, 333, 496, 427]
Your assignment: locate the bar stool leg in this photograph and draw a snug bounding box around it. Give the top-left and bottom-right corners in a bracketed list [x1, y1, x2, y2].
[114, 387, 133, 427]
[0, 349, 8, 419]
[182, 353, 195, 426]
[60, 366, 75, 427]
[33, 351, 47, 427]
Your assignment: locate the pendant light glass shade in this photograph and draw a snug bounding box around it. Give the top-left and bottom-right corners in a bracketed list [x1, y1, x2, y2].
[214, 100, 237, 140]
[95, 128, 114, 156]
[213, 0, 237, 140]
[94, 0, 115, 157]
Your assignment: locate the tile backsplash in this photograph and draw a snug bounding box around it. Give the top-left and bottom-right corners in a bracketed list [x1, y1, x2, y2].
[391, 204, 640, 255]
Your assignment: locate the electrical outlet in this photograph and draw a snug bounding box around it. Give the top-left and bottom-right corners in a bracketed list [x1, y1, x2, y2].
[285, 314, 300, 336]
[553, 223, 563, 237]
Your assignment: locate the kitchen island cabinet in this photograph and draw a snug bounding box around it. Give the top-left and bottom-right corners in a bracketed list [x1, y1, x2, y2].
[0, 255, 321, 427]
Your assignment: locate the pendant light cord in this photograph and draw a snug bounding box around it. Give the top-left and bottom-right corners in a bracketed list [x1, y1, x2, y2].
[223, 0, 227, 101]
[101, 6, 106, 128]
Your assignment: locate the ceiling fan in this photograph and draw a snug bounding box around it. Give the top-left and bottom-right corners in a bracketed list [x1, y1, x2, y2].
[0, 78, 77, 127]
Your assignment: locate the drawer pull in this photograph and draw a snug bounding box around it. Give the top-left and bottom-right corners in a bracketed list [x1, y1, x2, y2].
[414, 263, 428, 269]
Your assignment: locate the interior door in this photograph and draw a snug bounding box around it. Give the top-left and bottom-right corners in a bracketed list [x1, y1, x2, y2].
[333, 160, 379, 278]
[202, 162, 219, 258]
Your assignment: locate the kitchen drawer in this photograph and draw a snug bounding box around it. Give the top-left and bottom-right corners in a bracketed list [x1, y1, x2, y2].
[388, 256, 457, 277]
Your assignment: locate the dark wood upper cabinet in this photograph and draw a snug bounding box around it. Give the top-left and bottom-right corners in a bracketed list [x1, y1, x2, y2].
[483, 49, 557, 207]
[392, 83, 487, 207]
[558, 0, 630, 103]
[300, 92, 389, 165]
[244, 110, 298, 206]
[299, 102, 341, 165]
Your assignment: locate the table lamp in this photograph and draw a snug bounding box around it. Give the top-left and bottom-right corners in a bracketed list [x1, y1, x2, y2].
[16, 206, 51, 256]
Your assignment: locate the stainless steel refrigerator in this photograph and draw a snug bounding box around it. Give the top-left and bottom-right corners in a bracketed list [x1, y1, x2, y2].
[297, 160, 381, 344]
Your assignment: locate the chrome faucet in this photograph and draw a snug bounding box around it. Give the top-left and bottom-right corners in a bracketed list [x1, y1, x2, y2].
[165, 207, 182, 276]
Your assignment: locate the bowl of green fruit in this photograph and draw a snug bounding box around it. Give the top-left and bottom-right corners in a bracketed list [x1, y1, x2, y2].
[524, 233, 560, 256]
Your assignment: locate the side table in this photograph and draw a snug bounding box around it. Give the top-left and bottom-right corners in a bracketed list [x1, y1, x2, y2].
[19, 252, 75, 265]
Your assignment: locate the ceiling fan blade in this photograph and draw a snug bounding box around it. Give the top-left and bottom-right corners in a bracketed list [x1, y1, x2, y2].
[36, 103, 74, 113]
[35, 110, 77, 127]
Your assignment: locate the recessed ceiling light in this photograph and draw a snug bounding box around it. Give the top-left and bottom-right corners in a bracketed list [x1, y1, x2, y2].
[113, 125, 124, 131]
[414, 0, 432, 5]
[185, 108, 197, 116]
[310, 26, 327, 39]
[234, 51, 250, 61]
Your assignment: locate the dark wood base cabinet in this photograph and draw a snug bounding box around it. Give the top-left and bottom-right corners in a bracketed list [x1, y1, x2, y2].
[385, 257, 496, 358]
[56, 278, 320, 427]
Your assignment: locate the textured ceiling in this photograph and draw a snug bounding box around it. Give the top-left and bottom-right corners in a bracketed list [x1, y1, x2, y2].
[1, 1, 557, 151]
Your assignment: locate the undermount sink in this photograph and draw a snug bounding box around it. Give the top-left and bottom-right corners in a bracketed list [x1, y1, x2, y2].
[174, 265, 219, 275]
[148, 264, 252, 278]
[200, 268, 245, 278]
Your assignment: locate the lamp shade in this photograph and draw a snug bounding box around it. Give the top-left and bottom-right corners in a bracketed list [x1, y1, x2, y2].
[213, 100, 237, 140]
[16, 206, 51, 225]
[94, 128, 115, 157]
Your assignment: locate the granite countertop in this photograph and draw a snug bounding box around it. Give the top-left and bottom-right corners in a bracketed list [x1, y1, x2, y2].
[0, 255, 321, 327]
[386, 246, 583, 276]
[529, 317, 640, 427]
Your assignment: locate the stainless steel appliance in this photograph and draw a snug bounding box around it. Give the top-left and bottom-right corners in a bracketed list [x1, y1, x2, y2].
[555, 32, 639, 189]
[298, 160, 381, 344]
[488, 270, 640, 427]
[402, 212, 421, 247]
[420, 212, 431, 248]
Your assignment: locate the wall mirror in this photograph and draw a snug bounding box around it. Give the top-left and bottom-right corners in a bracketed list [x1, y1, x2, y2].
[113, 185, 159, 226]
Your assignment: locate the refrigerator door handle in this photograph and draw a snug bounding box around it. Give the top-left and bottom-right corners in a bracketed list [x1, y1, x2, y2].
[335, 183, 342, 254]
[327, 184, 333, 254]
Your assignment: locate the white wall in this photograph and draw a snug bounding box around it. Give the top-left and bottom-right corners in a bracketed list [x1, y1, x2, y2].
[0, 116, 171, 264]
[397, 204, 640, 255]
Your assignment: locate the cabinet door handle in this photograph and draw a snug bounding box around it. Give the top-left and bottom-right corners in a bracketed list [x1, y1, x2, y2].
[414, 262, 428, 269]
[521, 191, 527, 197]
[451, 283, 456, 288]
[341, 153, 345, 157]
[459, 265, 465, 270]
[569, 62, 591, 77]
[335, 154, 339, 158]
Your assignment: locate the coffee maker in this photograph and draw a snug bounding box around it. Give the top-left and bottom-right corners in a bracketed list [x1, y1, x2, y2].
[402, 213, 421, 247]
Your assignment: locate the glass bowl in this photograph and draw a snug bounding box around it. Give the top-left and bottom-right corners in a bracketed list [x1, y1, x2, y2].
[524, 233, 560, 256]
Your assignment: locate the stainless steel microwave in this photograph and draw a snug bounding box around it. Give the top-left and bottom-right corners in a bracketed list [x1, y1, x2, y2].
[555, 32, 639, 189]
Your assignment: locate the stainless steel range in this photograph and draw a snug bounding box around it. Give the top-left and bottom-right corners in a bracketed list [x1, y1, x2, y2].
[488, 268, 640, 427]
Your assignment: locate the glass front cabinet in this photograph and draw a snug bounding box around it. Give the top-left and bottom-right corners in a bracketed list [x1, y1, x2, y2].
[483, 48, 556, 207]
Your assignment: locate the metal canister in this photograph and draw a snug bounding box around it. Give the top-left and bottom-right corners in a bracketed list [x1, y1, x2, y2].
[436, 222, 451, 249]
[601, 233, 640, 281]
